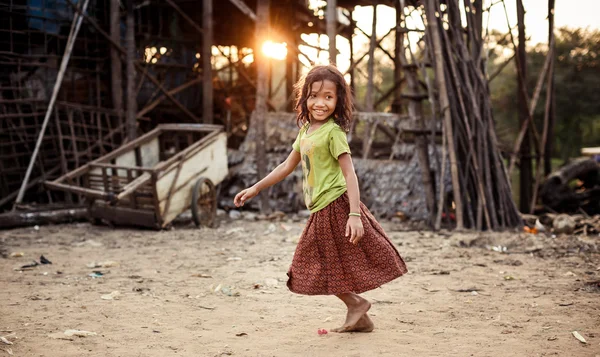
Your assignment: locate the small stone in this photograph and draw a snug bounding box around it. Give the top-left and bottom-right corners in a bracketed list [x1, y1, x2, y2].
[243, 212, 257, 221]
[298, 210, 311, 218]
[229, 210, 242, 220]
[217, 209, 227, 217]
[264, 278, 279, 287]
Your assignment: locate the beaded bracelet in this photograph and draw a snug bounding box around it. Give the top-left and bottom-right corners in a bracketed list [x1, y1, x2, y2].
[348, 212, 361, 217]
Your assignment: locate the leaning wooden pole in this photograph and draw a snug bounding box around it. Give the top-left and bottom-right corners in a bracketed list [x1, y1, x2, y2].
[425, 0, 464, 230]
[14, 0, 91, 207]
[203, 0, 214, 124]
[255, 0, 270, 212]
[327, 0, 337, 64]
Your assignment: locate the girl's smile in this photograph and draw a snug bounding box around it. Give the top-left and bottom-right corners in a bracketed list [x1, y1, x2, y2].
[307, 80, 337, 123]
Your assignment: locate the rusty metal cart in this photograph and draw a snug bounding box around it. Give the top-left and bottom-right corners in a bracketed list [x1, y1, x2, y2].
[45, 124, 228, 229]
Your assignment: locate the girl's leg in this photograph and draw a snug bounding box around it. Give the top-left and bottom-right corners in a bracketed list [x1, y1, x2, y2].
[332, 293, 373, 332]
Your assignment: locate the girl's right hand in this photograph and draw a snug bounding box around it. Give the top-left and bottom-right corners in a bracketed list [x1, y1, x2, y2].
[233, 186, 259, 207]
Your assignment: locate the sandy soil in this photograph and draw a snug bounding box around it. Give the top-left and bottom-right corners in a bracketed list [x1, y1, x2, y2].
[1, 216, 599, 357]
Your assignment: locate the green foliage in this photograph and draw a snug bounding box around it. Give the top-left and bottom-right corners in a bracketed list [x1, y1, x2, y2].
[489, 27, 600, 161]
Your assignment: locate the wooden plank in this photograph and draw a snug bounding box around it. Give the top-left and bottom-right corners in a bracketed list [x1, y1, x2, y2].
[89, 163, 154, 172]
[153, 130, 221, 172]
[90, 204, 158, 229]
[116, 172, 152, 201]
[45, 181, 109, 199]
[582, 147, 600, 156]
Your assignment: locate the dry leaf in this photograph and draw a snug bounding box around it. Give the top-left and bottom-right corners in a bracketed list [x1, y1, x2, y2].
[572, 331, 586, 344]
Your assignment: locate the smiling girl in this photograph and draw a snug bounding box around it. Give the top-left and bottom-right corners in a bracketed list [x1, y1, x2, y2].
[234, 64, 407, 333]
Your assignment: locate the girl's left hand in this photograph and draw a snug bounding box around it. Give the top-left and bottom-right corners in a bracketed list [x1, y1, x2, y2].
[345, 216, 364, 245]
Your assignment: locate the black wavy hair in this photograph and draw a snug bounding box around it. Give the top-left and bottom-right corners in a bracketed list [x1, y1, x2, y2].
[294, 64, 354, 131]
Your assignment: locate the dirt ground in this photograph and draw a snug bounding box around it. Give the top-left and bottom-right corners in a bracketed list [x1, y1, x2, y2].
[1, 215, 599, 357]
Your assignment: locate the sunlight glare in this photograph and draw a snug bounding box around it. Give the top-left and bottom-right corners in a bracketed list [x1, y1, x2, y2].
[262, 41, 288, 60]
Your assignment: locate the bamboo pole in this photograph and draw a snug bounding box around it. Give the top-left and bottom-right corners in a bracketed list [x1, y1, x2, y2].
[425, 0, 464, 230]
[14, 0, 91, 207]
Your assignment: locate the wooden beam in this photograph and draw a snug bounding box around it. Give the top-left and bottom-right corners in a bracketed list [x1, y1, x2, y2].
[126, 0, 137, 140]
[203, 0, 214, 124]
[110, 0, 123, 113]
[228, 0, 257, 21]
[137, 76, 203, 118]
[362, 4, 377, 159]
[255, 0, 270, 213]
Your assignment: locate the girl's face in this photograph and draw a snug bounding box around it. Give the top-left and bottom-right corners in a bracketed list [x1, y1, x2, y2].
[307, 79, 337, 123]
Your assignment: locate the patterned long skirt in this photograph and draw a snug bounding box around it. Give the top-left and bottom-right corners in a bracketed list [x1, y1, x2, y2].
[287, 193, 408, 295]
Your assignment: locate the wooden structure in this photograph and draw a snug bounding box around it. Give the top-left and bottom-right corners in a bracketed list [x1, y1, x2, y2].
[1, 0, 547, 230]
[45, 124, 227, 229]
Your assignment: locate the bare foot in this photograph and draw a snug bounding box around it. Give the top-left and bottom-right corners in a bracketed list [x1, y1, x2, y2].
[332, 294, 371, 332]
[346, 313, 375, 333]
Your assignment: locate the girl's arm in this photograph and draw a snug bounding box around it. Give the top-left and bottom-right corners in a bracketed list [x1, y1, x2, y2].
[234, 150, 301, 207]
[339, 153, 364, 244]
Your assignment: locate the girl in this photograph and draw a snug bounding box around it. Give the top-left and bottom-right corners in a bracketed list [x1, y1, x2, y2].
[234, 64, 407, 333]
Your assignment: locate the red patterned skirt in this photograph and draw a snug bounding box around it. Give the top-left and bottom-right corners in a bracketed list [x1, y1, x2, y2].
[287, 193, 408, 295]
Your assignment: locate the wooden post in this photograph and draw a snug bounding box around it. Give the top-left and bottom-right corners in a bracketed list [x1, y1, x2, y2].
[327, 0, 337, 64]
[203, 0, 214, 124]
[286, 34, 295, 111]
[110, 0, 122, 114]
[425, 0, 464, 230]
[362, 5, 377, 159]
[255, 0, 270, 212]
[392, 1, 402, 114]
[516, 0, 532, 213]
[544, 0, 555, 176]
[125, 0, 137, 141]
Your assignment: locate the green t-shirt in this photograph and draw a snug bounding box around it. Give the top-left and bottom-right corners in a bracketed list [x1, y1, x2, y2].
[292, 118, 351, 213]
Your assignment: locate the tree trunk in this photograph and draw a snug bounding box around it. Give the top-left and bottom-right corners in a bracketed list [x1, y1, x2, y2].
[516, 0, 531, 213]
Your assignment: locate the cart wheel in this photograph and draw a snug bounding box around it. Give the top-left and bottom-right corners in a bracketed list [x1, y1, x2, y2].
[191, 177, 217, 228]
